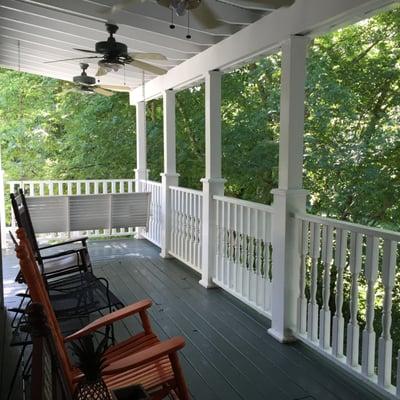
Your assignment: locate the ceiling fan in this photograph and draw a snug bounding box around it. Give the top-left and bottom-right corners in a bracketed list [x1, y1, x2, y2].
[45, 23, 167, 77]
[66, 63, 131, 96]
[107, 0, 222, 30]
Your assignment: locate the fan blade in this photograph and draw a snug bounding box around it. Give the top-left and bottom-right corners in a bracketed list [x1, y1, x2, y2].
[44, 56, 101, 64]
[128, 60, 167, 75]
[99, 84, 131, 92]
[156, 0, 171, 8]
[73, 48, 100, 54]
[191, 3, 222, 29]
[94, 87, 114, 96]
[102, 0, 147, 15]
[96, 66, 109, 76]
[128, 52, 167, 61]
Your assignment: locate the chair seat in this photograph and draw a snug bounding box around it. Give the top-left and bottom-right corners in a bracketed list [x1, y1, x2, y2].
[72, 355, 175, 393]
[48, 272, 124, 318]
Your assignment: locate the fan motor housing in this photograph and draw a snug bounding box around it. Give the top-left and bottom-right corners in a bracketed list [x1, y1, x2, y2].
[95, 40, 128, 57]
[73, 75, 96, 85]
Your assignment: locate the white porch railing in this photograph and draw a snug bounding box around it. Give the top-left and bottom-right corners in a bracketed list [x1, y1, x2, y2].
[169, 186, 203, 273]
[7, 179, 136, 237]
[213, 195, 273, 318]
[138, 179, 162, 247]
[295, 213, 400, 396]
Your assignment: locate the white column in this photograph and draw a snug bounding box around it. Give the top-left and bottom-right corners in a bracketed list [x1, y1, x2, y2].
[268, 35, 309, 343]
[134, 101, 148, 239]
[160, 89, 179, 258]
[199, 70, 225, 288]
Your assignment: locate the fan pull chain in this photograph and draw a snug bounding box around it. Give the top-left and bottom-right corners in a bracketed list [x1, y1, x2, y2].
[170, 8, 175, 29]
[186, 11, 191, 39]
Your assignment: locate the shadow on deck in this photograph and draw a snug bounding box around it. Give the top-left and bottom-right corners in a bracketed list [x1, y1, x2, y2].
[2, 238, 386, 400]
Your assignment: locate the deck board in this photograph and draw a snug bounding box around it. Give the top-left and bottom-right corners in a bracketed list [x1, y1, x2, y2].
[2, 237, 388, 400]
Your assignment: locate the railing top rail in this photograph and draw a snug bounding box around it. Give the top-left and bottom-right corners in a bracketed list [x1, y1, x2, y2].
[7, 179, 135, 184]
[139, 179, 162, 187]
[213, 195, 274, 214]
[169, 186, 203, 196]
[295, 212, 400, 242]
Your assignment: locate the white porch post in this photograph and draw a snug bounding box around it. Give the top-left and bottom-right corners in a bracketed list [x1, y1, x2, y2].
[199, 70, 225, 288]
[268, 35, 309, 343]
[134, 101, 149, 239]
[160, 89, 179, 258]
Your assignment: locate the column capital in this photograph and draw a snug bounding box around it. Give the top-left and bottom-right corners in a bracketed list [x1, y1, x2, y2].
[160, 172, 180, 179]
[200, 177, 226, 185]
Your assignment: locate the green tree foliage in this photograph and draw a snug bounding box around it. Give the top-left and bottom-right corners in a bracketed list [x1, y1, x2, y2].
[0, 70, 135, 180]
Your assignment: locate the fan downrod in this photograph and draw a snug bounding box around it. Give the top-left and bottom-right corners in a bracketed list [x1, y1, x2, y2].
[106, 23, 119, 36]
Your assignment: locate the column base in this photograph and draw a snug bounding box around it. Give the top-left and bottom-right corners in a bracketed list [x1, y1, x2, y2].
[268, 328, 297, 344]
[199, 278, 218, 289]
[160, 250, 173, 259]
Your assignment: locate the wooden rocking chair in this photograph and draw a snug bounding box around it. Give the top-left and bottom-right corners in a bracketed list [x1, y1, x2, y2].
[15, 228, 190, 399]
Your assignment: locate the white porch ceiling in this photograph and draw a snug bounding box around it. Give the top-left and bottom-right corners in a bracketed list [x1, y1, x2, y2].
[0, 0, 295, 88]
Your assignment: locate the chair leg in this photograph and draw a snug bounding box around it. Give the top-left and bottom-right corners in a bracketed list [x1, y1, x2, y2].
[168, 352, 190, 400]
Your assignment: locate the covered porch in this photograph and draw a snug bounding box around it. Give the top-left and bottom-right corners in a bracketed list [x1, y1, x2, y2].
[1, 0, 400, 399]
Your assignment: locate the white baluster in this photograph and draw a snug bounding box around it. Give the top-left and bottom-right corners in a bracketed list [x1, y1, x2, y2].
[307, 222, 320, 342]
[215, 199, 221, 281]
[297, 219, 309, 334]
[233, 203, 239, 292]
[319, 224, 334, 349]
[378, 239, 397, 388]
[346, 231, 363, 367]
[362, 235, 379, 377]
[39, 182, 44, 196]
[332, 228, 348, 358]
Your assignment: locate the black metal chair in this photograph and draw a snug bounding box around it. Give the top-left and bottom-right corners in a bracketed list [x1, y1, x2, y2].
[10, 189, 91, 282]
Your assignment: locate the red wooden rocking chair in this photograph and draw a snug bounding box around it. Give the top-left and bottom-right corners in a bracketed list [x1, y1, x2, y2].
[15, 228, 190, 399]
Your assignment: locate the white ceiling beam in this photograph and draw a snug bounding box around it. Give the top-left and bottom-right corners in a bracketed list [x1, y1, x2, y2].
[216, 0, 294, 11]
[20, 0, 224, 43]
[0, 11, 192, 61]
[131, 0, 396, 103]
[3, 0, 205, 55]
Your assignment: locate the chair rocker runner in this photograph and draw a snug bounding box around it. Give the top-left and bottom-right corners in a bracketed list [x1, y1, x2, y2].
[15, 228, 190, 399]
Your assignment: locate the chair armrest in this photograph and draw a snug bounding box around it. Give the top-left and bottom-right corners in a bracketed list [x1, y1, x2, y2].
[64, 299, 152, 342]
[102, 337, 185, 375]
[39, 236, 88, 250]
[41, 247, 85, 260]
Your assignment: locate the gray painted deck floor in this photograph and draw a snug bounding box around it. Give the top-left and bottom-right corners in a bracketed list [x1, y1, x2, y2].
[2, 238, 385, 400]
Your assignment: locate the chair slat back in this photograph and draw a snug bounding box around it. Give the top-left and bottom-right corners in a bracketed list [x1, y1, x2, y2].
[11, 190, 41, 262]
[15, 228, 74, 389]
